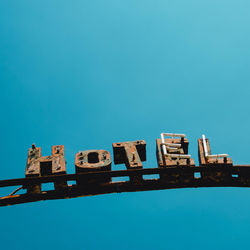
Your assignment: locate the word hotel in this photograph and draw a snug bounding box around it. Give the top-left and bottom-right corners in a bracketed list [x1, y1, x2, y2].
[26, 132, 231, 184]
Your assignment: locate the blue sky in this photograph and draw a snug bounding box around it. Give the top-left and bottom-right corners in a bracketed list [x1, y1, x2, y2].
[1, 1, 250, 249]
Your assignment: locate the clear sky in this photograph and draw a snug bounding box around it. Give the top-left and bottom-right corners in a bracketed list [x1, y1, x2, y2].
[1, 0, 250, 249]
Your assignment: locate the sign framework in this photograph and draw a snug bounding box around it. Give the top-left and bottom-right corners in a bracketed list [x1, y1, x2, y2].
[1, 133, 250, 207]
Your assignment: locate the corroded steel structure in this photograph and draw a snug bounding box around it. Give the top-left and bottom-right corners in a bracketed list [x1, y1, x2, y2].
[1, 133, 250, 207]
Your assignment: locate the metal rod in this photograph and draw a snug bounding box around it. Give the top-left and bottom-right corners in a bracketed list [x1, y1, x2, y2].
[161, 133, 167, 155]
[162, 143, 182, 148]
[207, 154, 228, 158]
[161, 133, 186, 138]
[202, 134, 209, 157]
[161, 132, 186, 156]
[165, 153, 191, 159]
[202, 134, 228, 159]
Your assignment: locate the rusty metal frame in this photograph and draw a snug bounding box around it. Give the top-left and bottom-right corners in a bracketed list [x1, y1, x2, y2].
[1, 165, 250, 207]
[0, 135, 248, 207]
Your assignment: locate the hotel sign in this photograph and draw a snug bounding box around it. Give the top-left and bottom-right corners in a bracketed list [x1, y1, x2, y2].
[0, 132, 249, 207]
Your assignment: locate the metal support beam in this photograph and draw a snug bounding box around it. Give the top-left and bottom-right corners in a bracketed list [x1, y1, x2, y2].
[1, 165, 250, 207]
